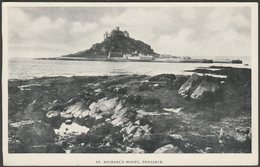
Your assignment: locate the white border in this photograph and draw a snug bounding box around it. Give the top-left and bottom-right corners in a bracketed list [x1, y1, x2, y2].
[2, 2, 258, 166]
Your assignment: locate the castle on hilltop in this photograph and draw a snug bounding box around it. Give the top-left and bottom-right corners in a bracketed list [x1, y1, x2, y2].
[104, 26, 129, 39]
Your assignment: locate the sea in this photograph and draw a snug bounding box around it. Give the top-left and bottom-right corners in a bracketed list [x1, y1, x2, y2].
[8, 58, 251, 80]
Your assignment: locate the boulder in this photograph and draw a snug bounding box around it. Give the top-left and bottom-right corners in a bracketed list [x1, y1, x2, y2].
[89, 98, 118, 117]
[16, 121, 56, 145]
[139, 124, 151, 133]
[170, 134, 183, 140]
[178, 74, 201, 98]
[133, 134, 172, 152]
[234, 133, 247, 143]
[64, 100, 89, 118]
[154, 144, 183, 153]
[111, 115, 130, 127]
[204, 147, 213, 153]
[46, 110, 60, 119]
[8, 139, 28, 153]
[42, 100, 63, 111]
[79, 110, 91, 119]
[10, 120, 35, 129]
[60, 112, 73, 119]
[65, 119, 73, 125]
[24, 100, 37, 113]
[125, 124, 138, 135]
[108, 85, 128, 94]
[112, 107, 128, 119]
[111, 108, 135, 127]
[126, 147, 145, 153]
[190, 81, 220, 99]
[235, 126, 250, 134]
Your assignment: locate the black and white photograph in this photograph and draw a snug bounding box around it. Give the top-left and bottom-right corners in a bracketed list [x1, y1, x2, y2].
[2, 2, 258, 166]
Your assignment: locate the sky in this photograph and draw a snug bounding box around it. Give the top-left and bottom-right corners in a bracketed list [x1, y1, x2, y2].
[7, 6, 251, 59]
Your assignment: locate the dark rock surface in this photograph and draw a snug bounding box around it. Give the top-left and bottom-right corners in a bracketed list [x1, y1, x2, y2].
[178, 74, 202, 98]
[16, 121, 56, 145]
[8, 67, 251, 153]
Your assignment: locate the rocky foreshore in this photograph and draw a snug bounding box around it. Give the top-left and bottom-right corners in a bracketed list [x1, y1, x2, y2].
[8, 66, 251, 153]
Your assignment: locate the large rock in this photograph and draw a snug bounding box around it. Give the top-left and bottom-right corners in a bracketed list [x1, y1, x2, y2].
[46, 110, 60, 119]
[89, 97, 119, 116]
[64, 100, 90, 118]
[234, 133, 247, 143]
[16, 121, 56, 145]
[178, 74, 201, 98]
[133, 134, 172, 152]
[108, 85, 128, 94]
[154, 144, 183, 153]
[235, 126, 250, 134]
[24, 100, 37, 113]
[126, 147, 145, 153]
[111, 107, 132, 126]
[10, 120, 35, 129]
[190, 81, 220, 99]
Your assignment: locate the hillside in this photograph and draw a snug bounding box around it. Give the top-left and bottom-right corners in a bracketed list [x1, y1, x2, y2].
[63, 27, 157, 58]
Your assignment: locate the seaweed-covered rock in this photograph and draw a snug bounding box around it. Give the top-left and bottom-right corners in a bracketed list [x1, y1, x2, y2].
[89, 97, 119, 116]
[16, 121, 56, 145]
[190, 81, 220, 99]
[108, 85, 128, 94]
[148, 74, 176, 83]
[125, 94, 142, 105]
[27, 144, 65, 153]
[138, 82, 151, 91]
[178, 74, 201, 98]
[133, 134, 172, 152]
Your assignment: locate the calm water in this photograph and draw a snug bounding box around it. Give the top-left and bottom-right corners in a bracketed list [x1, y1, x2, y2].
[8, 58, 250, 80]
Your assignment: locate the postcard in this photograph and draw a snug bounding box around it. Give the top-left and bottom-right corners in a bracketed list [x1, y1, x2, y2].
[2, 2, 258, 166]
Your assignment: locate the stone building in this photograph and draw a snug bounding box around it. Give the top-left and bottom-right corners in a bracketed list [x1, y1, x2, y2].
[104, 27, 130, 39]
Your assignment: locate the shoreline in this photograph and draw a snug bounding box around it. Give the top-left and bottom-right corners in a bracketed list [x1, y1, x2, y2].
[36, 57, 243, 64]
[8, 66, 251, 153]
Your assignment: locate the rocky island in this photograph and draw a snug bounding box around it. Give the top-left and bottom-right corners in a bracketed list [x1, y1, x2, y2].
[9, 66, 251, 153]
[39, 27, 243, 64]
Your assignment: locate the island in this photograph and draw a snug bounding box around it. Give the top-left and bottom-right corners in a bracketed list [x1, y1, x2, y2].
[38, 27, 243, 64]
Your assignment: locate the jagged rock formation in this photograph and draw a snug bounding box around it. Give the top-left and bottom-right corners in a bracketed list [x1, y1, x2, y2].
[178, 74, 221, 100]
[190, 81, 220, 99]
[63, 27, 157, 58]
[178, 74, 202, 98]
[8, 67, 252, 153]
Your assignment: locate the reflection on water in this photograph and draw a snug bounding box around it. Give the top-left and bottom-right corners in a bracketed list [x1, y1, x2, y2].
[8, 58, 250, 80]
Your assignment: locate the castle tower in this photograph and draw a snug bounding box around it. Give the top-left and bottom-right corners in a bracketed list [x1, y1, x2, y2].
[124, 31, 129, 37]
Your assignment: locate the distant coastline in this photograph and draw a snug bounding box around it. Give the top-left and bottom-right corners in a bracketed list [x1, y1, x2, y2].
[37, 57, 243, 64]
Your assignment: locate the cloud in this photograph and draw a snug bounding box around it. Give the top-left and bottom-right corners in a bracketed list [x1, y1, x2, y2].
[70, 21, 98, 35]
[7, 6, 251, 58]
